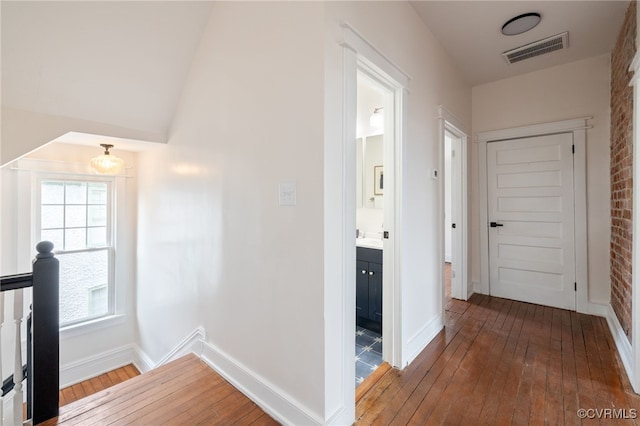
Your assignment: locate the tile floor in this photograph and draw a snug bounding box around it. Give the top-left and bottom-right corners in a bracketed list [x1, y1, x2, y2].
[355, 326, 382, 387]
[354, 265, 450, 388]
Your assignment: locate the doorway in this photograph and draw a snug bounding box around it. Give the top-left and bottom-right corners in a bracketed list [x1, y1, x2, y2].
[440, 108, 469, 304]
[338, 24, 408, 419]
[354, 71, 391, 387]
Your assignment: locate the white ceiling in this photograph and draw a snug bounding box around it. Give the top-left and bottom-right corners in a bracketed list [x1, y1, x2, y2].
[410, 1, 630, 86]
[1, 0, 631, 152]
[1, 1, 212, 137]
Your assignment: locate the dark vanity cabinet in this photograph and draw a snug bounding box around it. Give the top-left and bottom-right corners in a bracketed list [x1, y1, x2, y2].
[356, 247, 382, 333]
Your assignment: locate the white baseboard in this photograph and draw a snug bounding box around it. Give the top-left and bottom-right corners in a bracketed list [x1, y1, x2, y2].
[60, 328, 320, 425]
[133, 326, 206, 373]
[404, 314, 443, 368]
[200, 340, 322, 426]
[61, 327, 207, 386]
[59, 344, 138, 388]
[155, 327, 205, 366]
[131, 344, 154, 373]
[605, 304, 634, 388]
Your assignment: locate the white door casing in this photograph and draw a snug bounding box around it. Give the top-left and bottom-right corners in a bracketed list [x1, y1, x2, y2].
[487, 133, 576, 310]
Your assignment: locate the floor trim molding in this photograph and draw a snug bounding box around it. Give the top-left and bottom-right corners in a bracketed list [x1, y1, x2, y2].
[404, 313, 443, 367]
[606, 303, 633, 385]
[60, 344, 138, 388]
[200, 339, 322, 426]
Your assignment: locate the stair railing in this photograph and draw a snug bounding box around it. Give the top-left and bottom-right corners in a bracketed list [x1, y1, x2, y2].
[0, 242, 59, 425]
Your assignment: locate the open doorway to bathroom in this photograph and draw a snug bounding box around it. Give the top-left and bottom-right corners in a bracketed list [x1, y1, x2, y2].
[354, 72, 388, 388]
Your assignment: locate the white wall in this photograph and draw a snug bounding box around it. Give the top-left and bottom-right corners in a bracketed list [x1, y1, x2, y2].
[471, 53, 612, 305]
[324, 2, 471, 422]
[135, 2, 326, 422]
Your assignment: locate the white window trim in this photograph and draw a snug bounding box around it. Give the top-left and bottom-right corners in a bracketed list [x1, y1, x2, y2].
[12, 157, 129, 334]
[35, 175, 116, 327]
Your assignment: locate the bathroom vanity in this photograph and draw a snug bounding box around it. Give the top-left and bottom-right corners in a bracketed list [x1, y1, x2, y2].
[356, 246, 382, 334]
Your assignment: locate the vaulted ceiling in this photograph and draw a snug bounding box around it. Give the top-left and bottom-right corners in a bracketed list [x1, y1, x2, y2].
[1, 1, 632, 151]
[1, 1, 212, 138]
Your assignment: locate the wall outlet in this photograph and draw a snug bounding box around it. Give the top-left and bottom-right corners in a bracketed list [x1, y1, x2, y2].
[279, 182, 297, 206]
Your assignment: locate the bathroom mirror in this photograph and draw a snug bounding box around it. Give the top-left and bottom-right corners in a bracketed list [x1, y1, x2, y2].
[356, 134, 383, 209]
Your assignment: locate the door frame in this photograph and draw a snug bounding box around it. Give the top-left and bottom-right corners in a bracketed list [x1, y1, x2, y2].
[438, 107, 469, 301]
[477, 117, 589, 313]
[340, 23, 408, 370]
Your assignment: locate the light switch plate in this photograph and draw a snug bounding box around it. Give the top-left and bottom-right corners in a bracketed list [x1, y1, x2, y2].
[279, 182, 297, 206]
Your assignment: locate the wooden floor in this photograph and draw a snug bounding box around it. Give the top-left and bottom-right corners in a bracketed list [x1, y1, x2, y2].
[59, 364, 140, 406]
[357, 293, 640, 425]
[38, 291, 640, 425]
[40, 354, 278, 425]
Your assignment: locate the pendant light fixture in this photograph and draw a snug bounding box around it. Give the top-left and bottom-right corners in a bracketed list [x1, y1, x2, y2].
[90, 144, 124, 175]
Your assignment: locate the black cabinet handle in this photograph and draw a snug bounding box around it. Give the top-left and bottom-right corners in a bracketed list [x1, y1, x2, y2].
[490, 222, 504, 228]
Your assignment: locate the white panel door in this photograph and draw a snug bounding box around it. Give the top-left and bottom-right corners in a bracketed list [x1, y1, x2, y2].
[487, 133, 575, 310]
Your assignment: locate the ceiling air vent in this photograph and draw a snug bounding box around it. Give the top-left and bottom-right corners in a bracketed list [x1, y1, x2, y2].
[502, 32, 569, 64]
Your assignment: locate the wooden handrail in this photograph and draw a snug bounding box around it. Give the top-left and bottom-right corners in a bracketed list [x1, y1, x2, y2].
[0, 273, 33, 292]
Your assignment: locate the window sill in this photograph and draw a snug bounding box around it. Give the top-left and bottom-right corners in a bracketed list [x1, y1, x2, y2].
[60, 314, 126, 339]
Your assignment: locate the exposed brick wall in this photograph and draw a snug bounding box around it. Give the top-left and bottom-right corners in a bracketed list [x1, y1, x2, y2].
[611, 0, 636, 344]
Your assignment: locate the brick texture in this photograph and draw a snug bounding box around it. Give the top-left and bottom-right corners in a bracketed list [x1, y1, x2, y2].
[611, 1, 636, 344]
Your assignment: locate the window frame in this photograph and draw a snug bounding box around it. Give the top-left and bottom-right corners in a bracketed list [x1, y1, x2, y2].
[34, 174, 117, 328]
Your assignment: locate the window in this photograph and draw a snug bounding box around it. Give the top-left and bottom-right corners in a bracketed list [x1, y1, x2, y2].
[38, 179, 113, 327]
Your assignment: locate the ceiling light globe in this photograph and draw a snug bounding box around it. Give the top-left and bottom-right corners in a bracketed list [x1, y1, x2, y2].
[502, 13, 542, 36]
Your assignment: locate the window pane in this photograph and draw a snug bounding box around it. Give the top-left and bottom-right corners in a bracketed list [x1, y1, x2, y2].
[41, 181, 64, 204]
[65, 205, 86, 228]
[41, 229, 63, 250]
[41, 205, 64, 229]
[87, 227, 107, 247]
[57, 250, 109, 325]
[88, 183, 107, 204]
[65, 228, 86, 250]
[65, 182, 87, 204]
[88, 285, 108, 317]
[88, 205, 106, 226]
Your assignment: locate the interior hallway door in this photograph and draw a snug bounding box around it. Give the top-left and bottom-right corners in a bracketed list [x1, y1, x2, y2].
[487, 132, 576, 310]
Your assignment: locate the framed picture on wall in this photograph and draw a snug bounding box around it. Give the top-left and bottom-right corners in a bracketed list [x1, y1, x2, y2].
[374, 165, 384, 195]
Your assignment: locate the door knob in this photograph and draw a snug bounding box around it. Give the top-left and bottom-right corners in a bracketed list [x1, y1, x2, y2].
[361, 270, 367, 274]
[369, 271, 374, 276]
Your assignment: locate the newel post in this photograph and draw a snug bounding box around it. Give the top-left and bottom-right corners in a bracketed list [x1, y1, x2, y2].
[31, 241, 59, 424]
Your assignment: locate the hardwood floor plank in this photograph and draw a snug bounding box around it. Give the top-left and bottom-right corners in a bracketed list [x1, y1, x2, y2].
[367, 295, 489, 425]
[477, 301, 528, 424]
[40, 355, 277, 426]
[40, 295, 640, 426]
